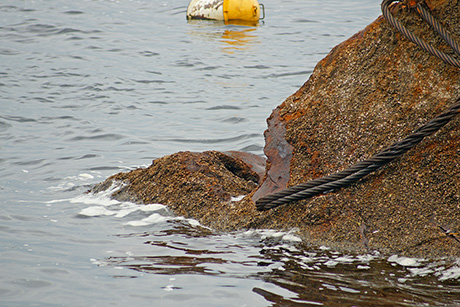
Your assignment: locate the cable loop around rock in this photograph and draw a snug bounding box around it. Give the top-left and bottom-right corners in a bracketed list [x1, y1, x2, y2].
[381, 0, 460, 68]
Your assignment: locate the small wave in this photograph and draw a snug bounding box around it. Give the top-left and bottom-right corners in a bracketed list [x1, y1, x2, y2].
[0, 115, 37, 123]
[221, 116, 248, 124]
[230, 195, 246, 202]
[67, 133, 126, 142]
[0, 5, 19, 11]
[0, 48, 20, 55]
[56, 28, 83, 35]
[238, 144, 263, 152]
[163, 133, 260, 144]
[293, 19, 320, 23]
[139, 51, 159, 57]
[0, 120, 12, 132]
[63, 10, 84, 15]
[78, 203, 166, 219]
[249, 233, 460, 283]
[23, 23, 98, 37]
[205, 105, 241, 110]
[132, 79, 174, 84]
[243, 65, 270, 69]
[267, 70, 313, 78]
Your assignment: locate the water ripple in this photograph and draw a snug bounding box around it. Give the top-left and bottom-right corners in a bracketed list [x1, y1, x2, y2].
[205, 105, 241, 110]
[63, 10, 84, 15]
[0, 115, 37, 123]
[0, 120, 12, 132]
[267, 70, 313, 78]
[67, 133, 126, 142]
[160, 133, 260, 144]
[0, 5, 36, 13]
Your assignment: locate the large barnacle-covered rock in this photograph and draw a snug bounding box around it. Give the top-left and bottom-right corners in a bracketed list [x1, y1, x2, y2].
[92, 0, 460, 258]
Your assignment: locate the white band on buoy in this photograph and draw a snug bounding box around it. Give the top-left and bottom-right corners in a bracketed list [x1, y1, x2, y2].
[187, 0, 261, 22]
[186, 0, 224, 21]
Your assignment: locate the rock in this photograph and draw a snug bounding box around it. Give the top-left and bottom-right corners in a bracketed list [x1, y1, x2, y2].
[91, 150, 266, 229]
[91, 0, 460, 258]
[252, 0, 460, 258]
[252, 108, 293, 201]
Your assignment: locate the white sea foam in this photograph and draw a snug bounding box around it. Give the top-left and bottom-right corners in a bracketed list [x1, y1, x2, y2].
[237, 229, 303, 244]
[357, 265, 370, 270]
[230, 195, 246, 202]
[73, 173, 94, 180]
[73, 193, 121, 207]
[111, 204, 165, 218]
[125, 213, 170, 226]
[325, 255, 357, 268]
[47, 172, 101, 192]
[79, 206, 116, 217]
[438, 263, 460, 281]
[56, 181, 204, 228]
[258, 229, 302, 242]
[124, 213, 203, 228]
[388, 255, 424, 267]
[436, 259, 460, 281]
[385, 255, 460, 281]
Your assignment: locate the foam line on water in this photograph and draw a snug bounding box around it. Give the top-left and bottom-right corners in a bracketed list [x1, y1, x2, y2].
[53, 180, 205, 228]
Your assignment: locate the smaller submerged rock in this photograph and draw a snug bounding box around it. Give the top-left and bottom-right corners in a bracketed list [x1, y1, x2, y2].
[91, 150, 265, 229]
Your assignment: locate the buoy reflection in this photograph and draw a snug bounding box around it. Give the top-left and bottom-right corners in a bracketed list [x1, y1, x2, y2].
[187, 20, 260, 54]
[220, 27, 258, 54]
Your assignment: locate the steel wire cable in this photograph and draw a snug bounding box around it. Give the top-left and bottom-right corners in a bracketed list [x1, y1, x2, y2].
[256, 98, 460, 211]
[415, 4, 460, 55]
[381, 0, 460, 68]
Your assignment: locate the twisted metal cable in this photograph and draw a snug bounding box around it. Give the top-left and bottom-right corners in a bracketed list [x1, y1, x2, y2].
[381, 0, 460, 68]
[256, 97, 460, 211]
[415, 3, 460, 55]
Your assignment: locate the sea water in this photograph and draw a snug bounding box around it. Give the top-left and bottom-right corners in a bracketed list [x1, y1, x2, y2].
[1, 0, 460, 305]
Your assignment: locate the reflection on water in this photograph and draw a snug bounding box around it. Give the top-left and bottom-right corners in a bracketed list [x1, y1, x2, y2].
[95, 219, 460, 306]
[187, 19, 260, 54]
[221, 27, 259, 53]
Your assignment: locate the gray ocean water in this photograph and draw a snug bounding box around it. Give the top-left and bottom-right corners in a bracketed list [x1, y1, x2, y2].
[1, 0, 460, 306]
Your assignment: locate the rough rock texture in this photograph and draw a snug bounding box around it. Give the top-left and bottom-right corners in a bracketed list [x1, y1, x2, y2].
[91, 0, 460, 258]
[91, 150, 266, 229]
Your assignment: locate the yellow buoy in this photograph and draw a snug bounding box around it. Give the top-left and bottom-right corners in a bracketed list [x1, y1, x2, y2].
[187, 0, 262, 22]
[223, 0, 260, 22]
